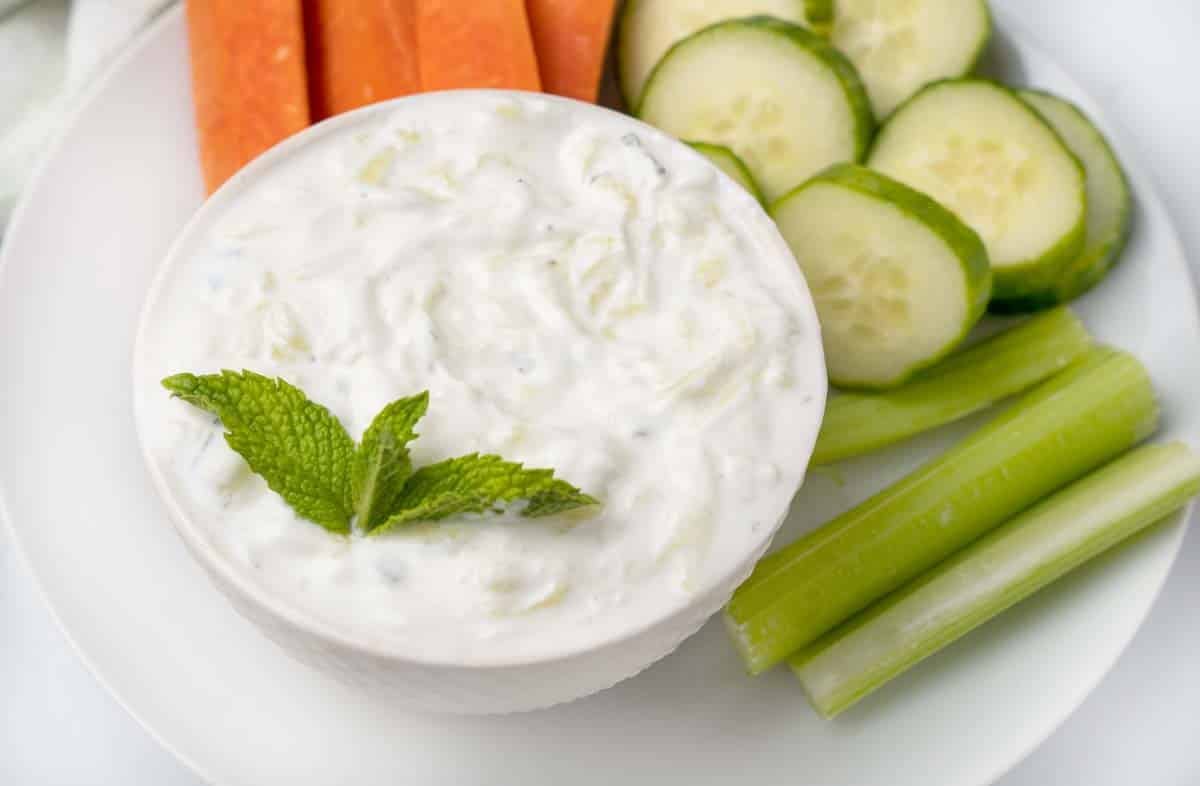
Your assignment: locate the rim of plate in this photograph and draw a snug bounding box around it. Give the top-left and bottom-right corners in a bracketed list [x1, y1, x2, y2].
[0, 5, 1192, 786]
[904, 12, 1200, 784]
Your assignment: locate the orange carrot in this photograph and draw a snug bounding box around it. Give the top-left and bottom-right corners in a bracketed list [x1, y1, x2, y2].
[526, 0, 618, 103]
[304, 0, 420, 120]
[416, 0, 541, 92]
[187, 0, 310, 194]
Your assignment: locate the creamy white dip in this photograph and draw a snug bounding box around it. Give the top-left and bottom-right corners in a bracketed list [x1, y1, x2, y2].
[136, 92, 824, 663]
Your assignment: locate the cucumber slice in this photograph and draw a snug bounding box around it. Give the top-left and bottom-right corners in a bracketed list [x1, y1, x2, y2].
[868, 79, 1087, 306]
[830, 0, 991, 119]
[793, 442, 1200, 717]
[726, 347, 1159, 674]
[687, 141, 765, 203]
[1017, 90, 1133, 306]
[638, 17, 873, 203]
[617, 0, 810, 108]
[771, 163, 990, 389]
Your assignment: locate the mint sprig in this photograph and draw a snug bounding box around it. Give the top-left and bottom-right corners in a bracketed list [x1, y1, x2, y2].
[371, 454, 600, 536]
[163, 371, 357, 533]
[351, 392, 428, 531]
[163, 371, 597, 534]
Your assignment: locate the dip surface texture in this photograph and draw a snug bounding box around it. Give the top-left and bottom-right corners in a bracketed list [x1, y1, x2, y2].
[137, 93, 824, 663]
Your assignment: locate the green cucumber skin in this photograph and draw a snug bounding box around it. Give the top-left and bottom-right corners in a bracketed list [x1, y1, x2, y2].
[771, 163, 991, 389]
[804, 0, 835, 31]
[616, 0, 811, 109]
[812, 307, 1092, 465]
[792, 442, 1200, 717]
[1018, 89, 1134, 306]
[1054, 201, 1133, 303]
[688, 140, 767, 204]
[868, 78, 1088, 307]
[725, 347, 1158, 674]
[636, 16, 875, 163]
[986, 206, 1086, 310]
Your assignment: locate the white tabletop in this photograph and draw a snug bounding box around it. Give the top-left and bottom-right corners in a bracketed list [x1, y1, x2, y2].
[3, 0, 1200, 782]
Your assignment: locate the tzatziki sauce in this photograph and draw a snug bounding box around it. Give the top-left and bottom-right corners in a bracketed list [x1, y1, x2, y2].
[136, 92, 825, 663]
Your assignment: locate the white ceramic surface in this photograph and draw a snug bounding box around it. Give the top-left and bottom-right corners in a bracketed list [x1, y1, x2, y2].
[131, 91, 826, 714]
[2, 4, 1198, 785]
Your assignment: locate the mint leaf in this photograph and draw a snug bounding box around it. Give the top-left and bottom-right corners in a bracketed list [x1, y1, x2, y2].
[370, 453, 598, 536]
[163, 371, 598, 534]
[352, 391, 428, 532]
[162, 371, 357, 533]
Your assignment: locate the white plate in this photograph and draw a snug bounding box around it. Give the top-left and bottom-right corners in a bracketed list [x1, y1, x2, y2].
[2, 6, 1197, 786]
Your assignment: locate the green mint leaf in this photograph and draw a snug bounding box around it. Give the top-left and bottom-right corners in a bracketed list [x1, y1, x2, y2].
[352, 391, 429, 532]
[370, 453, 598, 536]
[162, 371, 357, 534]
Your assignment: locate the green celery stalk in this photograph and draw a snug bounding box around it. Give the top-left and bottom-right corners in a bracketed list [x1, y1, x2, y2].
[725, 348, 1158, 674]
[792, 442, 1200, 717]
[813, 307, 1092, 465]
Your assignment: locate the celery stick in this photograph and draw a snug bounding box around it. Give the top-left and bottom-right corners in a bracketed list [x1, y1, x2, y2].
[812, 308, 1091, 465]
[792, 442, 1200, 717]
[725, 348, 1158, 674]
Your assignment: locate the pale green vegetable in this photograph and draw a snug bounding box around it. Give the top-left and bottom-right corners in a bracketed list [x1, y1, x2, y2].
[869, 79, 1087, 307]
[793, 442, 1200, 717]
[638, 17, 872, 203]
[1015, 89, 1133, 308]
[771, 163, 991, 389]
[688, 141, 765, 203]
[617, 0, 811, 108]
[812, 307, 1092, 464]
[725, 348, 1158, 674]
[829, 0, 991, 119]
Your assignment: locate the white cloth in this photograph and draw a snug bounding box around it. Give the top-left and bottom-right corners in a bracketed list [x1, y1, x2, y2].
[0, 0, 172, 227]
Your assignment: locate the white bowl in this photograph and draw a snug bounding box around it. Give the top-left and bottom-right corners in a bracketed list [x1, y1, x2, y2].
[132, 91, 826, 714]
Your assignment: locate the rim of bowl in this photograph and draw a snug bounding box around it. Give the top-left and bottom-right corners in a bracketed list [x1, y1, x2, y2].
[131, 89, 828, 670]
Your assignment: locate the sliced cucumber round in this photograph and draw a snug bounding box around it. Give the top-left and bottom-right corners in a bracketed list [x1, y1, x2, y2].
[687, 141, 765, 203]
[1019, 89, 1132, 306]
[617, 0, 811, 109]
[830, 0, 991, 120]
[771, 163, 991, 389]
[638, 17, 873, 203]
[868, 79, 1086, 306]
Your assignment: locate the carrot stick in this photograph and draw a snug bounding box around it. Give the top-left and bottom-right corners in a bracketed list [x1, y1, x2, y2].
[416, 0, 542, 92]
[186, 0, 310, 194]
[304, 0, 420, 119]
[526, 0, 618, 102]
